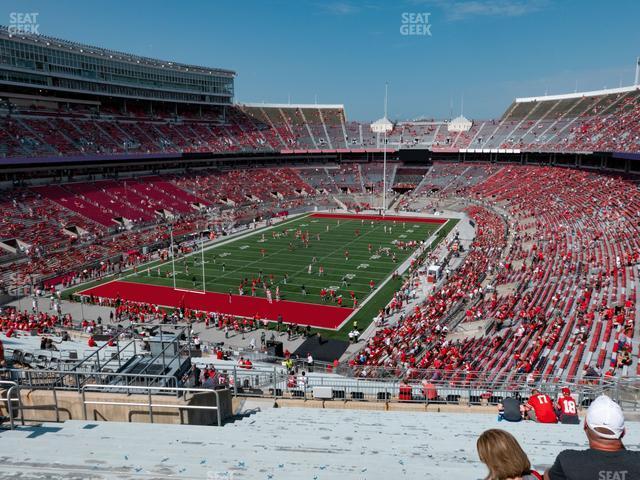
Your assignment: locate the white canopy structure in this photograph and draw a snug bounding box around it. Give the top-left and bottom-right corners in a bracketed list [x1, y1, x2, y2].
[370, 116, 393, 133]
[447, 115, 472, 132]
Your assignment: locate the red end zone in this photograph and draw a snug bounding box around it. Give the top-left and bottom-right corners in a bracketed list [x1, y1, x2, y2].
[310, 213, 447, 224]
[80, 280, 353, 329]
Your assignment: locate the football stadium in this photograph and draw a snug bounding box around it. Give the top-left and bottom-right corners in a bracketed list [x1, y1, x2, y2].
[0, 2, 640, 479]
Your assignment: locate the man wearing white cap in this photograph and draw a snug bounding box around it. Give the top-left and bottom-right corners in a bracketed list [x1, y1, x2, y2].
[545, 395, 640, 479]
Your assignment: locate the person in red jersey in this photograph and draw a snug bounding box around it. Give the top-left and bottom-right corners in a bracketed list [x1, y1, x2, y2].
[556, 387, 580, 425]
[525, 389, 558, 423]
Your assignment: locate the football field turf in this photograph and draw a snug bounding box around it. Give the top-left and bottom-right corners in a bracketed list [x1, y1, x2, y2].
[81, 213, 448, 329]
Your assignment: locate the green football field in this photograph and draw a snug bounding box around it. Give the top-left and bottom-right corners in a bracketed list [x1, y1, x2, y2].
[125, 213, 444, 307]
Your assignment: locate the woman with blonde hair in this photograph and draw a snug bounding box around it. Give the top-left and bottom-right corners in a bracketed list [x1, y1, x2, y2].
[477, 429, 542, 480]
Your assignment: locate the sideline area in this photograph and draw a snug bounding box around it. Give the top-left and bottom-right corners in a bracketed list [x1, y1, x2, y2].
[80, 280, 354, 329]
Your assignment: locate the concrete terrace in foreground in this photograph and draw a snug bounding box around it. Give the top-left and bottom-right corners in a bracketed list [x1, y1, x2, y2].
[2, 407, 640, 479]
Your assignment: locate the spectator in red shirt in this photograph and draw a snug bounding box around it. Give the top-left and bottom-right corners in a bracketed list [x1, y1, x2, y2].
[398, 379, 412, 401]
[556, 387, 580, 425]
[525, 389, 558, 423]
[421, 378, 439, 402]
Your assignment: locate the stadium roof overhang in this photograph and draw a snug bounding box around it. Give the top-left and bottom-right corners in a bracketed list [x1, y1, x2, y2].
[516, 84, 640, 103]
[240, 102, 345, 109]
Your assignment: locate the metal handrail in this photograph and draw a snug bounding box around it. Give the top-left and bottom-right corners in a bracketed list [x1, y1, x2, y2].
[0, 380, 22, 430]
[91, 337, 136, 373]
[81, 384, 223, 426]
[205, 364, 626, 390]
[69, 326, 138, 373]
[117, 323, 192, 388]
[224, 365, 619, 406]
[11, 368, 180, 395]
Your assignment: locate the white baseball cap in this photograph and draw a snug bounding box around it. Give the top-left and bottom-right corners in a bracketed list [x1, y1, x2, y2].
[586, 395, 625, 440]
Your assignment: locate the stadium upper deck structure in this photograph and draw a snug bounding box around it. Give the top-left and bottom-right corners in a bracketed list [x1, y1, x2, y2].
[0, 26, 235, 105]
[0, 26, 638, 165]
[0, 28, 639, 420]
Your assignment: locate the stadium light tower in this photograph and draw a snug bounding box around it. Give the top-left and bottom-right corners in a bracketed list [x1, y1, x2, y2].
[200, 228, 206, 293]
[170, 224, 177, 290]
[370, 83, 392, 214]
[383, 83, 387, 214]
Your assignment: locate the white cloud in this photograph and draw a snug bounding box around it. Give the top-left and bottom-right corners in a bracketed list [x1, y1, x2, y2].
[414, 0, 549, 21]
[320, 2, 361, 15]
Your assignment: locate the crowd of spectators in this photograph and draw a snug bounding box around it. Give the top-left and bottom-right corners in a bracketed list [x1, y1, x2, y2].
[353, 163, 639, 388]
[1, 161, 638, 390]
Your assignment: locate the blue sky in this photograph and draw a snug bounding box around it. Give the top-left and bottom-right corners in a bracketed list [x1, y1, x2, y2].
[1, 0, 638, 120]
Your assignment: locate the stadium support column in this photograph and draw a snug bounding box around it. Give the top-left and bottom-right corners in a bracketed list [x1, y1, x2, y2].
[635, 57, 640, 85]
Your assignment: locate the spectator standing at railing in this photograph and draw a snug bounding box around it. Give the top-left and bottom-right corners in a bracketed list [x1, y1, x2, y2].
[202, 372, 215, 389]
[217, 371, 228, 388]
[306, 353, 314, 372]
[192, 364, 201, 387]
[421, 379, 439, 403]
[287, 370, 297, 389]
[399, 379, 413, 401]
[297, 371, 308, 390]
